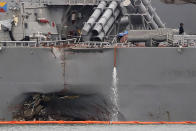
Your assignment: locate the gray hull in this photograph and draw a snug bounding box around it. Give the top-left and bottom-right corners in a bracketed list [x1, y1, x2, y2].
[1, 47, 196, 121]
[64, 47, 196, 121]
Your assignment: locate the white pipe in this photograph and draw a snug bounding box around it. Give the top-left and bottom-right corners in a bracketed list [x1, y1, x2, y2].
[82, 1, 107, 35]
[95, 9, 120, 41]
[92, 1, 118, 36]
[136, 0, 158, 29]
[141, 0, 165, 28]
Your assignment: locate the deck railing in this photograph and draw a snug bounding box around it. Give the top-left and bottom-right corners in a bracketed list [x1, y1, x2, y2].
[0, 39, 114, 48]
[46, 0, 123, 5]
[65, 0, 99, 5]
[173, 35, 196, 47]
[1, 35, 196, 48]
[0, 38, 77, 48]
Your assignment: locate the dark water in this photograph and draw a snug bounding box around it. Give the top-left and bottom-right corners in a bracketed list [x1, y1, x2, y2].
[152, 0, 196, 34]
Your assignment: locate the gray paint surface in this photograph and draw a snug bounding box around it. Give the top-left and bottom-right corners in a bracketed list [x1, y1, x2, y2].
[117, 48, 196, 121]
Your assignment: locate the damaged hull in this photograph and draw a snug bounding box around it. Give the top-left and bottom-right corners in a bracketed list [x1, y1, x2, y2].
[1, 47, 196, 121]
[0, 48, 64, 120]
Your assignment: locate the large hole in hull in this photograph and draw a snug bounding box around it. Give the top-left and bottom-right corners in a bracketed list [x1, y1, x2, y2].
[12, 90, 119, 121]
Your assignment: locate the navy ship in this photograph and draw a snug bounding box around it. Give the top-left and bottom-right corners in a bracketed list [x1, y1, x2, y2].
[0, 0, 196, 121]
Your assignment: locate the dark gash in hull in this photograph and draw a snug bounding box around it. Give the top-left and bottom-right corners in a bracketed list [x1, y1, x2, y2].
[13, 91, 117, 121]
